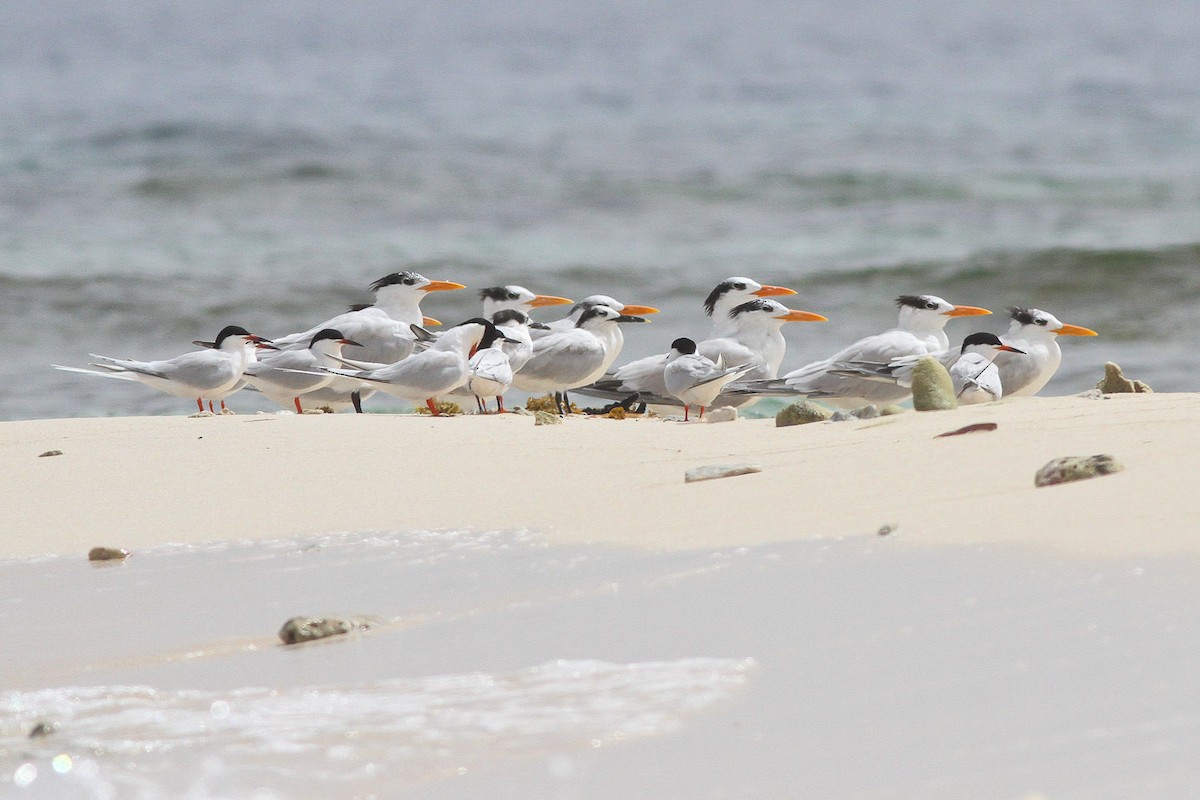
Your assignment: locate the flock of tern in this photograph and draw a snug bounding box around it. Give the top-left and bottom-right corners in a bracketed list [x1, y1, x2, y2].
[55, 272, 1098, 418]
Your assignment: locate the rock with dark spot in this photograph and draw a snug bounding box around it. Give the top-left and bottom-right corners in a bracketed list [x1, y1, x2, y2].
[911, 357, 957, 411]
[88, 546, 130, 561]
[852, 404, 880, 419]
[278, 616, 371, 645]
[775, 401, 831, 427]
[830, 410, 852, 422]
[38, 450, 63, 458]
[877, 523, 899, 537]
[1034, 454, 1124, 487]
[1097, 362, 1153, 394]
[685, 463, 762, 483]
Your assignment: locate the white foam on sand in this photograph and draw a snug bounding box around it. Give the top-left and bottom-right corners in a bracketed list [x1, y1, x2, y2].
[3, 529, 1200, 798]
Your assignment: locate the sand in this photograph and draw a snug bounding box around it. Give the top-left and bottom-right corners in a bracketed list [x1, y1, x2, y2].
[1, 392, 1196, 560]
[5, 393, 1200, 798]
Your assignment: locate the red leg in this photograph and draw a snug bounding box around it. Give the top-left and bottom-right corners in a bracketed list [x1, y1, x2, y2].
[426, 398, 440, 416]
[220, 401, 228, 412]
[293, 397, 303, 414]
[699, 406, 705, 420]
[683, 405, 690, 422]
[497, 395, 505, 413]
[196, 398, 204, 412]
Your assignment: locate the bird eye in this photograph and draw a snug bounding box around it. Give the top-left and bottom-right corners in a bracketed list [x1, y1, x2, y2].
[1036, 318, 1047, 326]
[734, 283, 745, 290]
[926, 301, 937, 309]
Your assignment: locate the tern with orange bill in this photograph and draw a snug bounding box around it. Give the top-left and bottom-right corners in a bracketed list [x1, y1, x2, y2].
[994, 307, 1098, 396]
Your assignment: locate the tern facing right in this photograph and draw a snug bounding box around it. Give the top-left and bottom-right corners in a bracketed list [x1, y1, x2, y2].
[994, 307, 1098, 397]
[729, 294, 990, 407]
[54, 325, 270, 413]
[663, 338, 758, 421]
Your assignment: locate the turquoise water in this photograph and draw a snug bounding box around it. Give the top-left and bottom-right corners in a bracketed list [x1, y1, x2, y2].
[4, 1, 1199, 418]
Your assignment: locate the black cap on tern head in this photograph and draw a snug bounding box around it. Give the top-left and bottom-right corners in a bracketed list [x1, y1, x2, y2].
[671, 337, 698, 354]
[729, 298, 773, 318]
[370, 271, 424, 292]
[575, 305, 617, 326]
[309, 328, 346, 347]
[896, 294, 940, 310]
[214, 325, 254, 347]
[703, 279, 749, 316]
[1008, 306, 1040, 326]
[960, 332, 1004, 352]
[479, 286, 521, 302]
[490, 309, 529, 326]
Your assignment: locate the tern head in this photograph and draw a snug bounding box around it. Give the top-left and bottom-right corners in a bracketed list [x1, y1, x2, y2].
[371, 271, 465, 298]
[960, 331, 1025, 356]
[1007, 307, 1098, 338]
[671, 337, 698, 355]
[703, 278, 797, 317]
[479, 285, 572, 313]
[309, 328, 364, 351]
[728, 299, 827, 328]
[214, 325, 271, 350]
[456, 317, 520, 349]
[895, 295, 991, 329]
[569, 295, 660, 320]
[490, 309, 532, 329]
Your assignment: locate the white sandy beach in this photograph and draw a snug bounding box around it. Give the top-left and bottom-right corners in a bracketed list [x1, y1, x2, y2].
[4, 393, 1200, 798]
[2, 392, 1196, 560]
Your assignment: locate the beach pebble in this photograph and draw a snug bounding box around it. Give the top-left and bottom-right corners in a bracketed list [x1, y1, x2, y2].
[38, 450, 63, 458]
[830, 410, 852, 422]
[1096, 362, 1153, 394]
[911, 357, 957, 411]
[880, 405, 906, 416]
[685, 463, 762, 483]
[88, 546, 130, 561]
[510, 406, 533, 416]
[877, 523, 899, 537]
[935, 422, 999, 438]
[852, 404, 880, 419]
[28, 720, 61, 739]
[775, 400, 831, 427]
[534, 410, 563, 426]
[704, 407, 738, 423]
[1034, 454, 1124, 487]
[278, 616, 370, 645]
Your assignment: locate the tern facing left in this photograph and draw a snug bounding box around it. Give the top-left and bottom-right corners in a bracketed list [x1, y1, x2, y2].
[54, 325, 271, 413]
[663, 338, 758, 421]
[241, 328, 363, 413]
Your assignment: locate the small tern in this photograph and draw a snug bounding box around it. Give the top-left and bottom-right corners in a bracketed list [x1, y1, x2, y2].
[241, 328, 364, 413]
[663, 338, 758, 421]
[54, 325, 271, 413]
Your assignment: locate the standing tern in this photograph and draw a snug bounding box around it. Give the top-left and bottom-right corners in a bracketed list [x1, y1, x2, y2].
[241, 328, 363, 413]
[577, 298, 827, 408]
[453, 309, 545, 412]
[663, 338, 758, 421]
[993, 307, 1098, 396]
[54, 325, 271, 413]
[316, 318, 516, 415]
[577, 277, 797, 404]
[830, 332, 1026, 404]
[728, 294, 991, 407]
[511, 305, 651, 415]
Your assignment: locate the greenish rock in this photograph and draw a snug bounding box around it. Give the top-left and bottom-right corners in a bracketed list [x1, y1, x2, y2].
[1097, 362, 1153, 394]
[911, 357, 957, 411]
[1034, 454, 1124, 487]
[775, 401, 832, 427]
[852, 404, 880, 419]
[534, 410, 563, 426]
[278, 616, 371, 645]
[880, 405, 906, 416]
[829, 410, 852, 422]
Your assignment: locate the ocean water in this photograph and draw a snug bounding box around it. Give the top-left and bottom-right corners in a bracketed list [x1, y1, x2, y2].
[3, 529, 1200, 798]
[3, 0, 1199, 419]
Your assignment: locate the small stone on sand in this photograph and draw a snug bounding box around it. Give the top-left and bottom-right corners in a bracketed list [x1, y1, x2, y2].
[38, 450, 63, 458]
[704, 407, 738, 423]
[278, 616, 371, 645]
[776, 401, 831, 427]
[88, 546, 130, 561]
[685, 463, 762, 483]
[534, 410, 563, 426]
[1034, 454, 1124, 487]
[911, 357, 957, 411]
[1097, 362, 1153, 394]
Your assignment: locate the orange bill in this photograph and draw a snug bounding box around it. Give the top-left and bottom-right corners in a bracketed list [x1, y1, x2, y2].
[620, 304, 660, 315]
[944, 305, 991, 317]
[528, 294, 574, 307]
[781, 309, 828, 322]
[1057, 323, 1098, 336]
[422, 316, 442, 327]
[752, 285, 797, 297]
[422, 280, 466, 292]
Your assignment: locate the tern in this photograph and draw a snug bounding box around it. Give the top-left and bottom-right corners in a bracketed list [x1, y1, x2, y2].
[830, 332, 1026, 405]
[575, 277, 797, 404]
[54, 325, 271, 413]
[477, 285, 573, 318]
[728, 294, 990, 407]
[241, 328, 364, 413]
[663, 338, 758, 421]
[994, 307, 1098, 396]
[511, 305, 651, 415]
[578, 298, 827, 408]
[316, 318, 516, 415]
